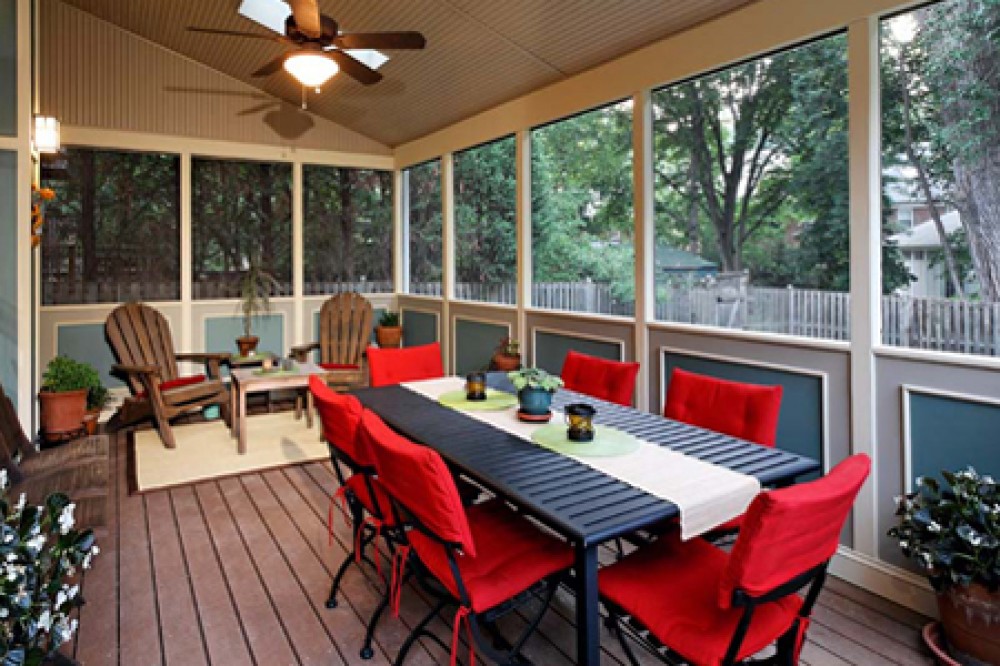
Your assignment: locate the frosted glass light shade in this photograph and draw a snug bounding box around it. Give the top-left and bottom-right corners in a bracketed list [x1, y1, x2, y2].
[33, 116, 61, 154]
[283, 53, 339, 87]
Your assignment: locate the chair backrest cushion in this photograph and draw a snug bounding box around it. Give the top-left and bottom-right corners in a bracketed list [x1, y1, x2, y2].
[366, 342, 445, 388]
[309, 375, 368, 466]
[106, 302, 179, 393]
[664, 368, 783, 446]
[319, 293, 373, 367]
[361, 410, 476, 556]
[718, 454, 871, 607]
[560, 350, 640, 407]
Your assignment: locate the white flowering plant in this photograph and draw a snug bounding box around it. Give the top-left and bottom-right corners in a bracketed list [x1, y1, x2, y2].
[888, 467, 998, 592]
[0, 470, 98, 666]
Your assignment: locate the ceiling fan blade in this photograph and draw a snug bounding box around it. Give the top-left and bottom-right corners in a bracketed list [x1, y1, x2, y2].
[326, 49, 383, 85]
[238, 0, 290, 35]
[288, 0, 321, 38]
[252, 53, 289, 77]
[238, 102, 277, 116]
[186, 26, 286, 43]
[333, 32, 426, 50]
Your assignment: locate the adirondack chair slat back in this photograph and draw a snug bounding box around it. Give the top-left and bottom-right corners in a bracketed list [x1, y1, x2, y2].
[0, 386, 30, 465]
[318, 293, 373, 367]
[106, 302, 180, 394]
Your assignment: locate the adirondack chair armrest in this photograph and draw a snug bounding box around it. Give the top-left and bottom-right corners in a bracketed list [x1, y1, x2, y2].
[176, 352, 231, 379]
[289, 342, 319, 362]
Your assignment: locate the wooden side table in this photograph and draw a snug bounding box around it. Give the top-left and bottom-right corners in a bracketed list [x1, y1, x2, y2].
[229, 361, 328, 454]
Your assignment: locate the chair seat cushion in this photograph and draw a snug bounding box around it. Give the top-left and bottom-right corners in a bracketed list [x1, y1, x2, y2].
[409, 500, 574, 613]
[599, 535, 801, 666]
[345, 473, 398, 526]
[320, 363, 361, 371]
[136, 374, 206, 398]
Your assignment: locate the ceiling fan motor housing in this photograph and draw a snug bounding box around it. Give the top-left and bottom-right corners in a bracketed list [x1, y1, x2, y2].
[284, 14, 338, 44]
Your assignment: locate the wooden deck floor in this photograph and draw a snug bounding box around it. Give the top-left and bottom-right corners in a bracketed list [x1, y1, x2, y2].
[68, 431, 934, 666]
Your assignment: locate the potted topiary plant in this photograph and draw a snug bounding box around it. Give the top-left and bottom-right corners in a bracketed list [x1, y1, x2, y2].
[0, 473, 99, 666]
[38, 357, 101, 443]
[237, 262, 281, 357]
[889, 468, 999, 665]
[376, 311, 402, 348]
[82, 383, 108, 437]
[491, 337, 521, 372]
[508, 367, 564, 416]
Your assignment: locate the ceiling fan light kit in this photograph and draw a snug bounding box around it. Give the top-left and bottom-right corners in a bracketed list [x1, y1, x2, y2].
[283, 51, 339, 87]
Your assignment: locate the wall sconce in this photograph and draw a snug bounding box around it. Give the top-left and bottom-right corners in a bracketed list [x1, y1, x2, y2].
[32, 116, 61, 154]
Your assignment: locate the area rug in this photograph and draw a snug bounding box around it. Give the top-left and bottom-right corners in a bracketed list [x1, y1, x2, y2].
[131, 412, 328, 492]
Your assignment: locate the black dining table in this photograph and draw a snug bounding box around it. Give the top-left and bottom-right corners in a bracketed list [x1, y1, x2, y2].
[354, 374, 820, 666]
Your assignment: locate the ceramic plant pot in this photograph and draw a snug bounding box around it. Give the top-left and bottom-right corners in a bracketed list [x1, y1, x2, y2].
[518, 386, 554, 416]
[376, 326, 402, 348]
[38, 389, 88, 440]
[492, 353, 521, 372]
[236, 335, 259, 357]
[937, 582, 1000, 665]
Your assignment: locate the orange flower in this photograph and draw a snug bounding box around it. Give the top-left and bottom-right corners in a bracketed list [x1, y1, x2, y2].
[38, 188, 55, 201]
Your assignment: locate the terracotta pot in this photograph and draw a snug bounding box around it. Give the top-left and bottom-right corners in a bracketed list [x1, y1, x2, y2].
[82, 408, 101, 436]
[38, 389, 88, 439]
[236, 335, 259, 357]
[938, 582, 1000, 665]
[376, 326, 402, 348]
[492, 353, 521, 372]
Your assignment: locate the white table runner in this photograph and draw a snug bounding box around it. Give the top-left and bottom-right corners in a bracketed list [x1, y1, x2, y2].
[402, 377, 761, 540]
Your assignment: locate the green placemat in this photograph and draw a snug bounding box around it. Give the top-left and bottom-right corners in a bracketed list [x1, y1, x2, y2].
[251, 368, 299, 377]
[531, 423, 640, 457]
[438, 389, 519, 411]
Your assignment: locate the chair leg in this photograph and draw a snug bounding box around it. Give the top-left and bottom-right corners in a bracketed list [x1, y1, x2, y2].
[153, 414, 177, 449]
[360, 589, 392, 660]
[218, 396, 232, 428]
[611, 612, 642, 666]
[326, 551, 356, 609]
[393, 597, 449, 666]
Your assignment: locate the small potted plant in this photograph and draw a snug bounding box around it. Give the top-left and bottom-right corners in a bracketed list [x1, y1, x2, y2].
[508, 367, 564, 416]
[888, 468, 999, 665]
[82, 383, 108, 437]
[491, 337, 521, 372]
[38, 357, 101, 443]
[376, 311, 402, 348]
[0, 473, 99, 666]
[237, 262, 281, 357]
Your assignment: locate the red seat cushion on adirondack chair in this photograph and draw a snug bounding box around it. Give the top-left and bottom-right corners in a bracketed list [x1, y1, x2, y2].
[136, 374, 206, 399]
[366, 342, 444, 387]
[310, 375, 372, 467]
[664, 368, 783, 447]
[319, 362, 361, 371]
[408, 500, 574, 612]
[560, 350, 640, 407]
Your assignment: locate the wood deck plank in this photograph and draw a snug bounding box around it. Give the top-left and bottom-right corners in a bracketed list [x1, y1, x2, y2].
[193, 480, 300, 665]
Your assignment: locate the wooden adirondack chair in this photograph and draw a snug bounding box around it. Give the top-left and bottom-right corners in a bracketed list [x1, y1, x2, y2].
[106, 302, 231, 449]
[290, 292, 373, 390]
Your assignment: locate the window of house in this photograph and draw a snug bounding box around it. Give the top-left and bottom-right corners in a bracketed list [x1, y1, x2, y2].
[531, 101, 634, 316]
[191, 158, 292, 300]
[404, 159, 442, 295]
[303, 165, 393, 295]
[41, 148, 181, 305]
[881, 1, 1000, 355]
[652, 33, 850, 340]
[454, 136, 517, 305]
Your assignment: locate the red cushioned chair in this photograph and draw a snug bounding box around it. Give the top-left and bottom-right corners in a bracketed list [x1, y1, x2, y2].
[664, 368, 783, 447]
[366, 342, 445, 388]
[360, 409, 574, 666]
[560, 350, 641, 407]
[310, 375, 397, 660]
[600, 454, 870, 666]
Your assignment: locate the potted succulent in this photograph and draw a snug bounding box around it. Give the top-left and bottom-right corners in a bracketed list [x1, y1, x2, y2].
[38, 357, 101, 443]
[508, 367, 564, 416]
[491, 337, 521, 372]
[376, 311, 402, 348]
[888, 468, 999, 665]
[0, 472, 99, 666]
[237, 262, 281, 357]
[82, 384, 108, 437]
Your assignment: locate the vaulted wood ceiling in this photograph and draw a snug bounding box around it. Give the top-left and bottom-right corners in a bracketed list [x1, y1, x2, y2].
[54, 0, 758, 147]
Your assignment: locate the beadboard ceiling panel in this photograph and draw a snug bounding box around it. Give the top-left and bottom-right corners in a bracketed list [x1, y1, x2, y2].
[48, 0, 758, 146]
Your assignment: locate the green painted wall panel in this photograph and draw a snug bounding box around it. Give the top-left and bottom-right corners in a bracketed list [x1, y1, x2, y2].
[454, 319, 508, 375]
[57, 323, 124, 388]
[205, 314, 284, 377]
[909, 392, 999, 483]
[534, 330, 621, 375]
[401, 309, 437, 347]
[0, 152, 16, 404]
[663, 352, 824, 475]
[0, 0, 15, 136]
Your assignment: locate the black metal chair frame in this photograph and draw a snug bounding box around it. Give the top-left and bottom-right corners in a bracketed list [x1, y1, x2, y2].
[384, 494, 567, 666]
[325, 443, 397, 660]
[604, 561, 829, 666]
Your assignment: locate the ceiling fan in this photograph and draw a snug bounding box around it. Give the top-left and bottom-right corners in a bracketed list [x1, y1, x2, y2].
[187, 0, 426, 93]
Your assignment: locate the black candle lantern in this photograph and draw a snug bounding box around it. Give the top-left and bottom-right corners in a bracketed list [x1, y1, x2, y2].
[465, 372, 487, 401]
[564, 403, 597, 441]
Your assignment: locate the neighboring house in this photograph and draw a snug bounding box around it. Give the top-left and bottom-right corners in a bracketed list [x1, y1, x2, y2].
[655, 244, 717, 284]
[889, 210, 966, 298]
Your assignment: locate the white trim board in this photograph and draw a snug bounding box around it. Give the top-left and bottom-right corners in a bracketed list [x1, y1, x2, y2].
[830, 545, 937, 619]
[900, 384, 1000, 493]
[530, 325, 627, 370]
[658, 346, 832, 474]
[450, 315, 512, 373]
